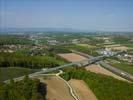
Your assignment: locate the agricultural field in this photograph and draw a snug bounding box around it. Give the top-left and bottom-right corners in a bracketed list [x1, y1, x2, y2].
[61, 68, 133, 100]
[66, 44, 100, 56]
[42, 76, 73, 100]
[104, 44, 130, 51]
[85, 64, 127, 81]
[76, 44, 96, 48]
[106, 59, 133, 74]
[68, 79, 97, 100]
[0, 67, 40, 81]
[58, 53, 87, 62]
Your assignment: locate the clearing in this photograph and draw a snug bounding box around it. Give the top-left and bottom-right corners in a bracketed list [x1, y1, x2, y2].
[68, 79, 97, 100]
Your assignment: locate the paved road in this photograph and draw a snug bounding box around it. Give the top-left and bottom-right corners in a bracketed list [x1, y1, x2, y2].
[5, 50, 132, 83]
[99, 61, 133, 81]
[4, 55, 106, 83]
[72, 50, 133, 81]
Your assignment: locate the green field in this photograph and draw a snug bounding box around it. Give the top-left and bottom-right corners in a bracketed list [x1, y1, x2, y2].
[107, 58, 133, 74]
[61, 68, 133, 100]
[76, 43, 96, 48]
[67, 44, 99, 56]
[0, 67, 40, 81]
[110, 63, 133, 74]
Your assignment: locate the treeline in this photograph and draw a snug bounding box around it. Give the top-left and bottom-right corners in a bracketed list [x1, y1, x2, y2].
[0, 76, 47, 100]
[0, 53, 62, 69]
[48, 45, 72, 54]
[0, 35, 33, 45]
[61, 68, 133, 100]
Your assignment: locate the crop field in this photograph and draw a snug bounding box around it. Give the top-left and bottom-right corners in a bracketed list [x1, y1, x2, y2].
[43, 76, 73, 100]
[76, 44, 96, 48]
[106, 58, 133, 74]
[104, 44, 129, 50]
[0, 67, 39, 81]
[58, 53, 87, 62]
[108, 61, 133, 74]
[61, 68, 133, 100]
[68, 79, 97, 100]
[85, 64, 127, 82]
[66, 45, 100, 56]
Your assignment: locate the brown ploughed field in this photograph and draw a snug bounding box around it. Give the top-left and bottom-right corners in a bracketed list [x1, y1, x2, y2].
[58, 53, 87, 62]
[85, 64, 128, 81]
[43, 76, 73, 100]
[68, 79, 97, 100]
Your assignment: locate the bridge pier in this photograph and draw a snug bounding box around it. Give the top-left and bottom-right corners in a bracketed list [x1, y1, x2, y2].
[80, 63, 83, 67]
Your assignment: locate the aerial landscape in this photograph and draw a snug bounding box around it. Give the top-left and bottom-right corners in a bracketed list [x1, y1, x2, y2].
[0, 0, 133, 100]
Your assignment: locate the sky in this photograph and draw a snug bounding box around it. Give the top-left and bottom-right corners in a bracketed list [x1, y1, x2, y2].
[0, 0, 133, 32]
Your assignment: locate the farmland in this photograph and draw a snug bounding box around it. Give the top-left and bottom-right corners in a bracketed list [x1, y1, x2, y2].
[76, 44, 96, 48]
[42, 76, 73, 100]
[66, 44, 100, 56]
[68, 79, 97, 100]
[107, 60, 133, 74]
[104, 44, 130, 51]
[85, 64, 127, 81]
[0, 33, 133, 100]
[106, 56, 133, 74]
[61, 68, 133, 100]
[58, 53, 87, 62]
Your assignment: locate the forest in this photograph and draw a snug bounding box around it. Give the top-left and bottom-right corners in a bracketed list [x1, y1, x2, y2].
[61, 68, 133, 100]
[0, 76, 47, 100]
[0, 52, 64, 69]
[0, 35, 33, 45]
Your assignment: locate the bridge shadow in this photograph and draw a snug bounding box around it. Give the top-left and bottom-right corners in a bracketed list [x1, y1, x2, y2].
[38, 82, 47, 100]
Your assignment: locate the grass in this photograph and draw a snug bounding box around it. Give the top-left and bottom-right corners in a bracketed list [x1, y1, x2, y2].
[110, 63, 133, 74]
[107, 58, 133, 74]
[67, 44, 99, 56]
[76, 43, 95, 48]
[123, 43, 133, 48]
[0, 67, 40, 81]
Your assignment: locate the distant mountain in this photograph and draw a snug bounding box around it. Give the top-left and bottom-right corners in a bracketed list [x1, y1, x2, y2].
[0, 28, 83, 33]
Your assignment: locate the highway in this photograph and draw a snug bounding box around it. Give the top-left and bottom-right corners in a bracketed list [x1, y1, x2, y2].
[72, 50, 133, 81]
[99, 61, 133, 81]
[4, 55, 106, 83]
[4, 51, 133, 83]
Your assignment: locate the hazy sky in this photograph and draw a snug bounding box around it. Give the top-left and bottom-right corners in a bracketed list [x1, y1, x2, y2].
[0, 0, 133, 31]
